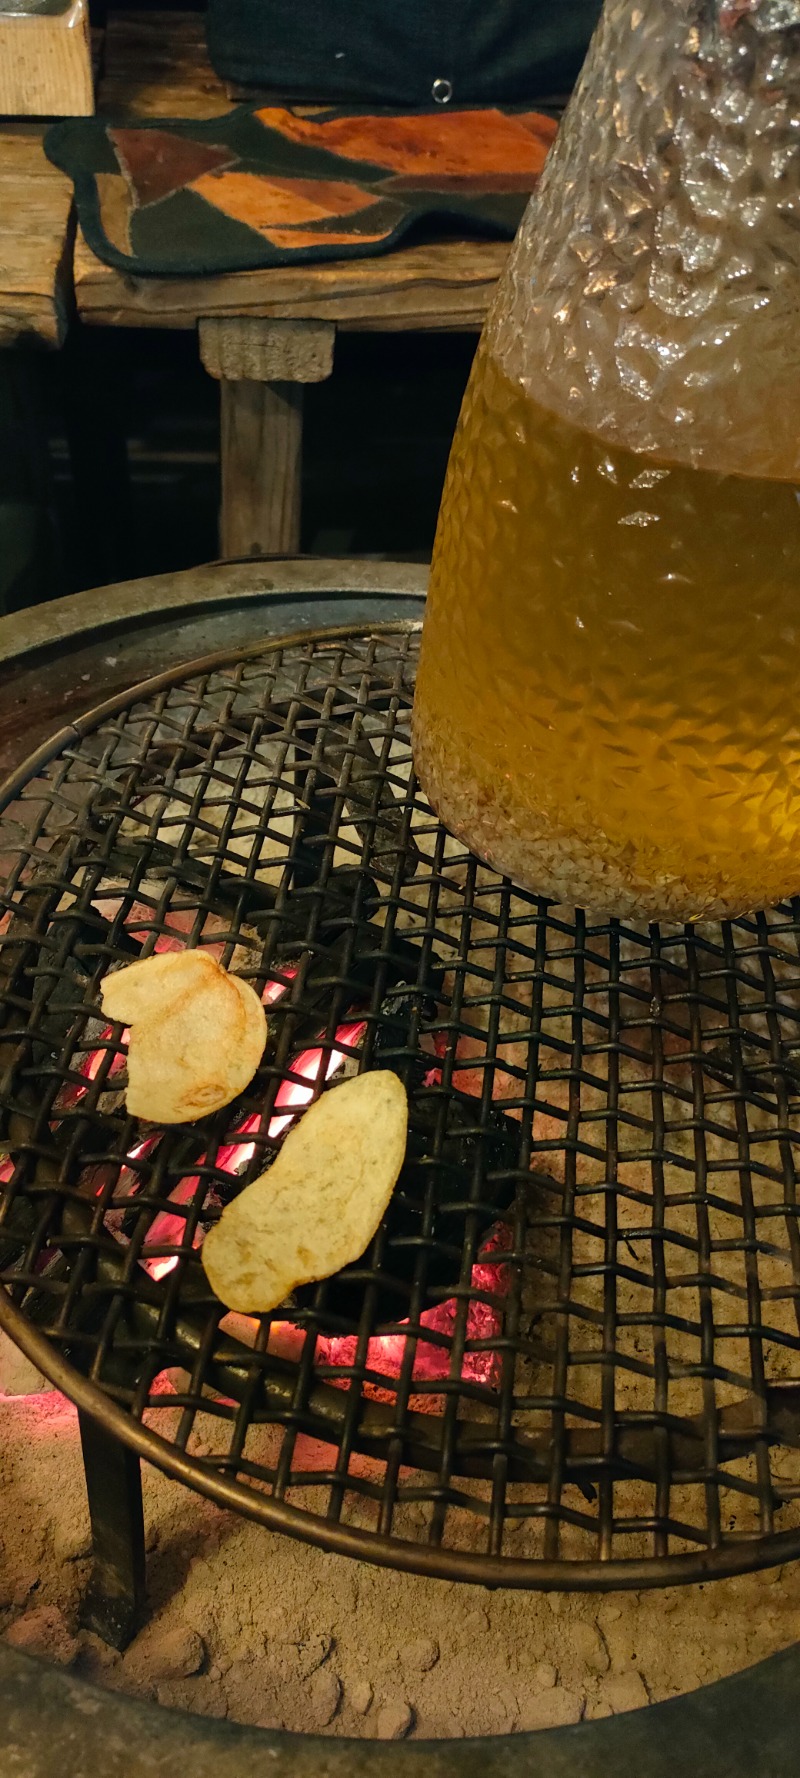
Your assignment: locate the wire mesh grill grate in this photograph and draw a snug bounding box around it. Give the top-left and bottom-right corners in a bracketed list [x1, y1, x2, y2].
[1, 620, 800, 1587]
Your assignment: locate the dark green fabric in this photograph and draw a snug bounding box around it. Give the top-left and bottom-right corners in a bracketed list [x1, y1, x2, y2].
[206, 0, 602, 107]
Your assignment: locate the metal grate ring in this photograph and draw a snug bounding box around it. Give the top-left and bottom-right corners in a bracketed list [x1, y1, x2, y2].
[1, 620, 800, 1588]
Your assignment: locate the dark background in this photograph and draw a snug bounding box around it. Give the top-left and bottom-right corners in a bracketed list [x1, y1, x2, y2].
[61, 327, 476, 590]
[2, 321, 477, 609]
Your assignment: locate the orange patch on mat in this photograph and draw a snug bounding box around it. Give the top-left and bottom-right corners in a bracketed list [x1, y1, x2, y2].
[255, 106, 557, 180]
[190, 169, 383, 231]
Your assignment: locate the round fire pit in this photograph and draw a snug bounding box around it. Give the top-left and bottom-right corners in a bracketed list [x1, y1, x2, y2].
[0, 561, 798, 1769]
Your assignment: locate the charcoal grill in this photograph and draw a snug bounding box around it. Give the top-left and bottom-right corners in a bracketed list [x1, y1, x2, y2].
[1, 561, 800, 1653]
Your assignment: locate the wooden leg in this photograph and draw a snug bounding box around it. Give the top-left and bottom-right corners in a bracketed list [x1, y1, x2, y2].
[220, 377, 304, 558]
[78, 1410, 147, 1651]
[200, 319, 335, 562]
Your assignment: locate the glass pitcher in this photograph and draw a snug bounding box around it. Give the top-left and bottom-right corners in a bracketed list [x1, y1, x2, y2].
[413, 0, 800, 921]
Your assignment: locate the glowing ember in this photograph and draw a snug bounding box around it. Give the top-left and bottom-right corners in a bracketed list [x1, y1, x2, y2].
[141, 1113, 264, 1277]
[82, 1025, 128, 1085]
[147, 1255, 180, 1280]
[421, 1028, 448, 1089]
[93, 1131, 160, 1202]
[118, 1134, 159, 1189]
[55, 1026, 129, 1112]
[268, 1021, 367, 1138]
[262, 967, 297, 1006]
[317, 1224, 513, 1389]
[142, 1174, 201, 1277]
[0, 936, 509, 1390]
[122, 909, 220, 956]
[214, 1110, 262, 1175]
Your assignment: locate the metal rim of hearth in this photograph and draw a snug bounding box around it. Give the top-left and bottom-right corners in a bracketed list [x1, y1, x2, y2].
[2, 1636, 800, 1777]
[1, 615, 800, 1590]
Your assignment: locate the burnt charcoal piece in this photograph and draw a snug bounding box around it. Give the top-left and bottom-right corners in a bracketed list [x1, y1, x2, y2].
[703, 1038, 800, 1098]
[90, 833, 283, 918]
[99, 701, 419, 890]
[261, 699, 420, 884]
[0, 884, 141, 1096]
[268, 923, 439, 1058]
[87, 832, 380, 951]
[373, 985, 442, 1084]
[270, 865, 380, 939]
[296, 1085, 521, 1329]
[0, 1187, 41, 1277]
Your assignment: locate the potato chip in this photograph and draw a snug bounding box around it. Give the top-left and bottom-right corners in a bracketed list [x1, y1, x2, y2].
[100, 949, 267, 1124]
[100, 948, 211, 1024]
[201, 1070, 408, 1312]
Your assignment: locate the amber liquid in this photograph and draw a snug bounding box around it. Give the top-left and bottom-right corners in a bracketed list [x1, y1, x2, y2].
[413, 348, 800, 918]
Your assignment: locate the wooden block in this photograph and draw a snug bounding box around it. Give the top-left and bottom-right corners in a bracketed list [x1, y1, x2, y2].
[0, 125, 74, 346]
[220, 379, 303, 558]
[0, 237, 71, 346]
[199, 317, 335, 384]
[0, 0, 93, 118]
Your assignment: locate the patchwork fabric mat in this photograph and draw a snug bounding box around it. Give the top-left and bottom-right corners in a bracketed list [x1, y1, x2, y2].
[45, 104, 557, 276]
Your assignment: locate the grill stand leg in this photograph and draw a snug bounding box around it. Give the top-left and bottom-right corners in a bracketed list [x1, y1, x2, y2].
[78, 1411, 147, 1651]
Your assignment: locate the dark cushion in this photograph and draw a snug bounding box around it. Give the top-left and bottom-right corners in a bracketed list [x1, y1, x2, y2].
[206, 1, 603, 108]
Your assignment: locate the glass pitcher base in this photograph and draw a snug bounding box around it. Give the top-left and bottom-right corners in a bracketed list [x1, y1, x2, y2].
[412, 716, 796, 923]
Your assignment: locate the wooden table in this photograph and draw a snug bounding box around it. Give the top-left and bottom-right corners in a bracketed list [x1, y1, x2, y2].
[74, 11, 510, 556]
[0, 124, 74, 348]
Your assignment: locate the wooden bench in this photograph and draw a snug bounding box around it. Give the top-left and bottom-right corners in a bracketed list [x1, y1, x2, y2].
[0, 124, 74, 349]
[73, 10, 511, 556]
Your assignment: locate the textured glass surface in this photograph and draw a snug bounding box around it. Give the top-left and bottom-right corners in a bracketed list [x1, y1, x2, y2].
[496, 0, 800, 479]
[414, 0, 800, 919]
